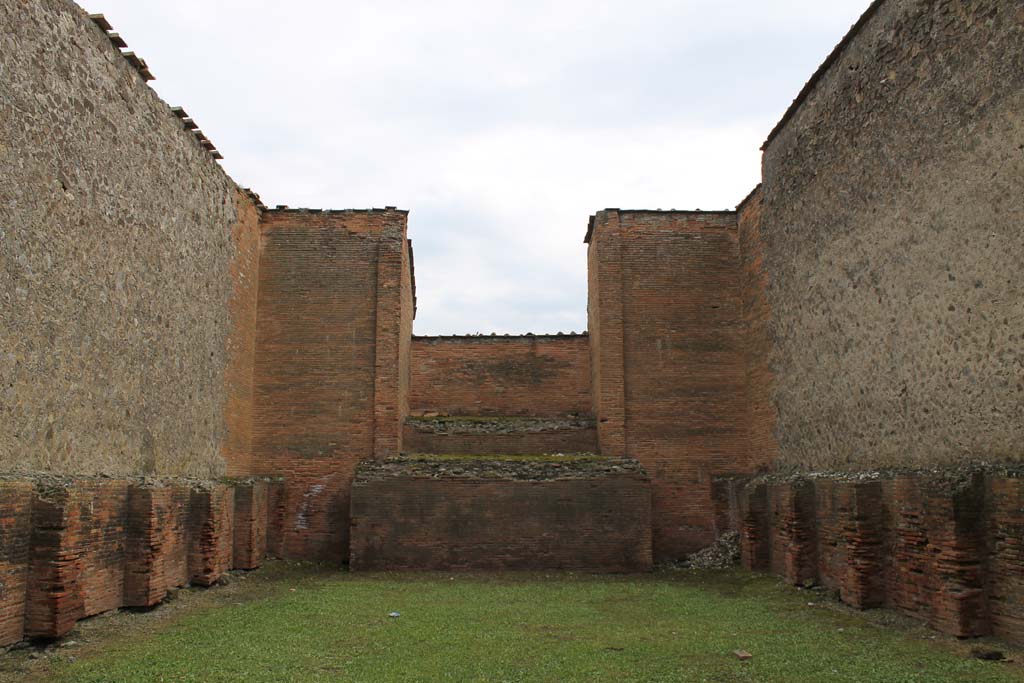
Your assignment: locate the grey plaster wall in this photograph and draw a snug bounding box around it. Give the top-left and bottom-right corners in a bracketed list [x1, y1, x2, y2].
[0, 0, 257, 475]
[759, 0, 1023, 470]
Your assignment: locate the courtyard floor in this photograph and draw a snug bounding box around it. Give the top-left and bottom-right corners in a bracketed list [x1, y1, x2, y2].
[1, 562, 1021, 683]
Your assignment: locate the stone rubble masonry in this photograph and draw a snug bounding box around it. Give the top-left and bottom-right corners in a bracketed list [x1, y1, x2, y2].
[724, 471, 1024, 645]
[0, 477, 275, 645]
[409, 335, 592, 418]
[587, 210, 751, 560]
[0, 0, 262, 478]
[250, 209, 413, 564]
[755, 0, 1024, 471]
[350, 457, 652, 571]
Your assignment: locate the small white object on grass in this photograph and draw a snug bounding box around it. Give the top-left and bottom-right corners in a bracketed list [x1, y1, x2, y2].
[389, 612, 401, 618]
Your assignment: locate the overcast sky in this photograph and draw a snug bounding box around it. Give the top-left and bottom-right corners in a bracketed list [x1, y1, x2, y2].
[84, 0, 867, 335]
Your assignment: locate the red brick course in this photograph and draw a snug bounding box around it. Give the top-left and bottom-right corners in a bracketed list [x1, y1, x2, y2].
[989, 477, 1024, 643]
[232, 480, 268, 570]
[5, 478, 276, 643]
[588, 210, 750, 559]
[188, 484, 235, 587]
[25, 492, 82, 640]
[124, 484, 178, 608]
[223, 190, 263, 476]
[251, 209, 412, 562]
[736, 188, 777, 472]
[409, 336, 591, 418]
[121, 483, 194, 607]
[25, 480, 129, 639]
[769, 480, 817, 586]
[350, 462, 652, 571]
[0, 482, 32, 645]
[265, 479, 286, 559]
[730, 472, 1023, 644]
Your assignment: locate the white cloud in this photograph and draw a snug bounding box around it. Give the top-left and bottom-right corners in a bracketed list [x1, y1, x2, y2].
[82, 0, 869, 333]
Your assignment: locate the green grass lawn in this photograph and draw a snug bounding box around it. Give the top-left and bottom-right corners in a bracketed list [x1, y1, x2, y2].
[41, 564, 1023, 683]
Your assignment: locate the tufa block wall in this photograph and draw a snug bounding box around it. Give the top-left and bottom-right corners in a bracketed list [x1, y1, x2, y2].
[754, 0, 1024, 471]
[0, 0, 261, 477]
[409, 335, 592, 418]
[726, 472, 1024, 645]
[251, 209, 412, 563]
[587, 211, 751, 559]
[350, 458, 652, 571]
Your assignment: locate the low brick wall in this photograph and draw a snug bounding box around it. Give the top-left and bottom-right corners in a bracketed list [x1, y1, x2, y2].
[25, 479, 130, 639]
[722, 471, 1024, 645]
[124, 483, 190, 608]
[0, 482, 32, 645]
[0, 477, 273, 645]
[233, 480, 269, 570]
[403, 417, 598, 456]
[188, 484, 235, 587]
[350, 457, 652, 571]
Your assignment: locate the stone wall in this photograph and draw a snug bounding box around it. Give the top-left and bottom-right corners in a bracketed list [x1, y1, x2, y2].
[724, 470, 1024, 645]
[409, 335, 591, 418]
[0, 0, 261, 477]
[586, 210, 752, 559]
[250, 209, 411, 563]
[350, 457, 652, 571]
[754, 0, 1024, 470]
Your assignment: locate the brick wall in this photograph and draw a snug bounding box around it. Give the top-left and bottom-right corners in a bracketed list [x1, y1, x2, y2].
[587, 210, 750, 559]
[736, 188, 776, 471]
[232, 480, 269, 570]
[251, 208, 411, 562]
[728, 472, 1024, 645]
[188, 484, 235, 587]
[403, 418, 598, 455]
[123, 483, 190, 608]
[223, 191, 263, 476]
[350, 458, 652, 571]
[409, 335, 591, 418]
[1, 477, 273, 644]
[0, 482, 32, 645]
